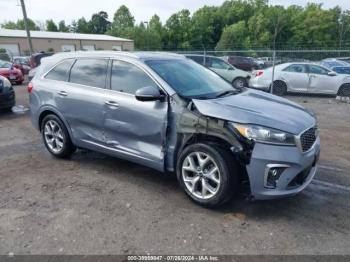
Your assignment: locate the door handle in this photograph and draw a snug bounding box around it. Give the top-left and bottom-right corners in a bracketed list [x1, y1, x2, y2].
[57, 91, 68, 96]
[105, 101, 119, 108]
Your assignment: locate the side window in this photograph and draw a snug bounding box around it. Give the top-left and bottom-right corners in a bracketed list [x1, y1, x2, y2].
[111, 60, 157, 95]
[210, 58, 231, 70]
[309, 65, 329, 75]
[283, 64, 306, 73]
[45, 59, 75, 81]
[69, 59, 108, 88]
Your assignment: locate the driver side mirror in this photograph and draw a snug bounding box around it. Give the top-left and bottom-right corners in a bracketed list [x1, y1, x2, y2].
[328, 71, 337, 76]
[135, 86, 165, 102]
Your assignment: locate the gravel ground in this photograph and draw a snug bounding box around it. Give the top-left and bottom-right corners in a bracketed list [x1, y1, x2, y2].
[0, 85, 349, 255]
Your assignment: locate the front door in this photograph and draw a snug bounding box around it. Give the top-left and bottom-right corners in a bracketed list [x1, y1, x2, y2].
[280, 64, 309, 93]
[103, 60, 168, 171]
[307, 65, 337, 94]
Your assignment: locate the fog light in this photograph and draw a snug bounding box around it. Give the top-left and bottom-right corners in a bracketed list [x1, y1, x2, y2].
[264, 164, 289, 189]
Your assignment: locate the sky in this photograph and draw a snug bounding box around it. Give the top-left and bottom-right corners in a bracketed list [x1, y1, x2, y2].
[1, 0, 350, 26]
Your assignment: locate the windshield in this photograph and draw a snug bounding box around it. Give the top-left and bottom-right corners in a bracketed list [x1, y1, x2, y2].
[145, 59, 237, 99]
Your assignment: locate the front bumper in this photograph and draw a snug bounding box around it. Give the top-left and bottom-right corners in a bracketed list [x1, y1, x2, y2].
[246, 136, 320, 200]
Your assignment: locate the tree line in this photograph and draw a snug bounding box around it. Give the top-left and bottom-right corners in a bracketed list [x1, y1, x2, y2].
[2, 0, 350, 51]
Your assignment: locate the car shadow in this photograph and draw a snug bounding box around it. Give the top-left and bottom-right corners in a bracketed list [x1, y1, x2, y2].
[66, 149, 350, 224]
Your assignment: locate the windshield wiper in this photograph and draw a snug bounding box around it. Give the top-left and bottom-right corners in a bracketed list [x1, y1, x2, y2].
[215, 90, 240, 98]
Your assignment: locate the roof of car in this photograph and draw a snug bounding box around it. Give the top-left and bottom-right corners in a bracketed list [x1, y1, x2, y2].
[42, 51, 186, 61]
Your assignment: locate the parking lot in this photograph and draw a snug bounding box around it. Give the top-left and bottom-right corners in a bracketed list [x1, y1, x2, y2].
[0, 83, 349, 255]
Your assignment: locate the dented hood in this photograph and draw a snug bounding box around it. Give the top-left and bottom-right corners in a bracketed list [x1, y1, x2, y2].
[192, 89, 316, 135]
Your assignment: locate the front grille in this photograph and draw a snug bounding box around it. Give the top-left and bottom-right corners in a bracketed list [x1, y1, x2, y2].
[300, 127, 317, 152]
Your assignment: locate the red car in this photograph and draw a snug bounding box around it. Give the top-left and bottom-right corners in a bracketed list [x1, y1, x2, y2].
[0, 60, 24, 85]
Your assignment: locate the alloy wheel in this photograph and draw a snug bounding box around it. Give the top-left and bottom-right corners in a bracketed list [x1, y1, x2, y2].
[44, 120, 64, 153]
[182, 152, 221, 199]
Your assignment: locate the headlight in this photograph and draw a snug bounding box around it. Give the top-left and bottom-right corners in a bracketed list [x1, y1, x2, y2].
[2, 77, 11, 88]
[230, 123, 295, 145]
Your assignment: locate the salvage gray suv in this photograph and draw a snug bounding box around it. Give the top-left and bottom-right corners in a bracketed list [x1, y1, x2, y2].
[29, 51, 320, 207]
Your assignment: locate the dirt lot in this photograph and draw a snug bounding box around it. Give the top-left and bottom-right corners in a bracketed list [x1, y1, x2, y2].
[0, 84, 349, 255]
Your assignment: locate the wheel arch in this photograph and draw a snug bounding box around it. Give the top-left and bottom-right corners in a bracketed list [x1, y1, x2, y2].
[173, 133, 248, 180]
[270, 79, 288, 92]
[38, 107, 74, 143]
[337, 83, 350, 96]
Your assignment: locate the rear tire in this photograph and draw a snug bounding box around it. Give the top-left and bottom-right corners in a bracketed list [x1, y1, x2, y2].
[176, 143, 239, 208]
[338, 84, 350, 97]
[232, 77, 247, 89]
[271, 81, 287, 96]
[41, 114, 76, 158]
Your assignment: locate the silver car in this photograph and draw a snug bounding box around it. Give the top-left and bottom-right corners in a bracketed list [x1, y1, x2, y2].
[29, 51, 320, 207]
[249, 62, 350, 96]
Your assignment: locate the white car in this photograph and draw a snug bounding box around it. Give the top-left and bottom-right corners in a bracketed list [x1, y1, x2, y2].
[249, 62, 350, 96]
[185, 55, 251, 89]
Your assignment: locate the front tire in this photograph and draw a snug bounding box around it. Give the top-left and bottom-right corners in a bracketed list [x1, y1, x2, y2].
[41, 114, 76, 158]
[176, 143, 239, 207]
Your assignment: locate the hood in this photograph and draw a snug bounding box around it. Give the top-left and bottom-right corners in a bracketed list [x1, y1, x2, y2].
[192, 89, 316, 135]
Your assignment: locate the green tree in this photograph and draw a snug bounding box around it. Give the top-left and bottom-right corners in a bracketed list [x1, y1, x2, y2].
[216, 21, 250, 50]
[46, 19, 58, 32]
[58, 20, 69, 32]
[76, 17, 91, 33]
[2, 19, 39, 30]
[191, 6, 223, 50]
[1, 21, 17, 29]
[164, 10, 192, 50]
[148, 14, 164, 50]
[90, 11, 111, 34]
[108, 5, 135, 37]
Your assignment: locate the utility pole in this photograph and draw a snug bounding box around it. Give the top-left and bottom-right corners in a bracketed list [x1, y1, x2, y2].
[19, 0, 33, 55]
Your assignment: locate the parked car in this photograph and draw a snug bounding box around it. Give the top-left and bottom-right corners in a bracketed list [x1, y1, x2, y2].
[250, 62, 350, 97]
[0, 60, 24, 85]
[0, 75, 15, 111]
[223, 56, 259, 71]
[185, 54, 251, 88]
[320, 58, 348, 69]
[29, 51, 320, 207]
[330, 66, 350, 75]
[249, 57, 265, 68]
[28, 67, 38, 81]
[326, 57, 350, 65]
[29, 52, 54, 68]
[12, 56, 31, 75]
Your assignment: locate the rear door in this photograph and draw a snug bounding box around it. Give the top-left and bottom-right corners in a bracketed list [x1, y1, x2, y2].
[48, 58, 108, 146]
[307, 65, 337, 94]
[102, 59, 168, 170]
[280, 64, 309, 93]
